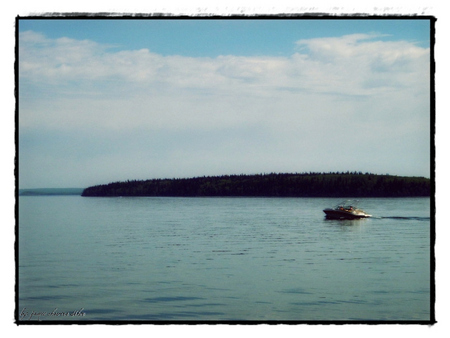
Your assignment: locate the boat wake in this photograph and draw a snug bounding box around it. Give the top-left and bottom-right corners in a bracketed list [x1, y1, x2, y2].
[376, 216, 430, 221]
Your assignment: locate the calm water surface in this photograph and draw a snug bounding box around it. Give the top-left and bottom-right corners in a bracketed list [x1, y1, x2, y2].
[18, 196, 431, 321]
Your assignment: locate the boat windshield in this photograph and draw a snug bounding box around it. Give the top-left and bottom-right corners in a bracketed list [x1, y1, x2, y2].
[335, 200, 359, 210]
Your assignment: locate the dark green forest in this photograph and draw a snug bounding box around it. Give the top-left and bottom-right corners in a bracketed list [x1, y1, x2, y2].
[81, 172, 431, 198]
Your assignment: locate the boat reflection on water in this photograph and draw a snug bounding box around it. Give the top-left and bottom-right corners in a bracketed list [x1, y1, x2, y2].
[323, 200, 372, 220]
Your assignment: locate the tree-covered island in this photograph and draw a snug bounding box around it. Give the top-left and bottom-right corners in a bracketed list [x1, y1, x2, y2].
[81, 172, 430, 198]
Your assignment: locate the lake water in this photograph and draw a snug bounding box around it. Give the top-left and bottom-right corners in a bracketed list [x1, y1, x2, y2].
[17, 196, 432, 322]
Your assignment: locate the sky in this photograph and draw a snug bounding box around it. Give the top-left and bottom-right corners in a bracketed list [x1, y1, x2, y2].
[18, 17, 432, 188]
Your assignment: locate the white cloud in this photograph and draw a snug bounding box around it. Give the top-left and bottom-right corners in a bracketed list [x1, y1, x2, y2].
[19, 30, 429, 98]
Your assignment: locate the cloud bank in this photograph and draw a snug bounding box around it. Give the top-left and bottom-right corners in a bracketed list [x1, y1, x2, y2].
[18, 31, 430, 188]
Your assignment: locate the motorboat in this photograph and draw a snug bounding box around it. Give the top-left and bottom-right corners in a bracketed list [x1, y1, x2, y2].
[323, 201, 371, 219]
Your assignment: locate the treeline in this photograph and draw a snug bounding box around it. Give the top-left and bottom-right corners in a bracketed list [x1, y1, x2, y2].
[81, 172, 431, 198]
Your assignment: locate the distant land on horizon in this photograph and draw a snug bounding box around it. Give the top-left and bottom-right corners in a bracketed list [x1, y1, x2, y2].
[19, 188, 85, 196]
[81, 172, 431, 198]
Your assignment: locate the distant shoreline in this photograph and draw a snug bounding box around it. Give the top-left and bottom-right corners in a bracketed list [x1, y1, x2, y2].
[19, 188, 85, 196]
[81, 172, 431, 198]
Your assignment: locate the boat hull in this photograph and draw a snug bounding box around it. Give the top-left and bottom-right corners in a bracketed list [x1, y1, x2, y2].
[323, 208, 371, 220]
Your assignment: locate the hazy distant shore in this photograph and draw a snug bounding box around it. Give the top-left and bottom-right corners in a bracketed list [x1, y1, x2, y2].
[19, 188, 85, 196]
[81, 172, 431, 198]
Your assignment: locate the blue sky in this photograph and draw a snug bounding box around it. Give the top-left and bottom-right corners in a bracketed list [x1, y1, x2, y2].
[19, 19, 430, 56]
[18, 18, 432, 188]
